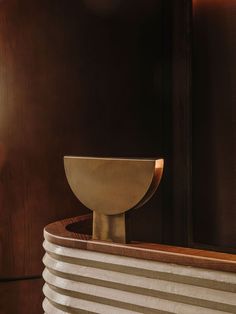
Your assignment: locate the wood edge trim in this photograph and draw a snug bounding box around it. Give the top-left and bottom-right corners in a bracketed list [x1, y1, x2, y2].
[44, 216, 236, 273]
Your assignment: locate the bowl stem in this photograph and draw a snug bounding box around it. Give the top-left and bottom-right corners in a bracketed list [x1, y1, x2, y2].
[93, 211, 126, 243]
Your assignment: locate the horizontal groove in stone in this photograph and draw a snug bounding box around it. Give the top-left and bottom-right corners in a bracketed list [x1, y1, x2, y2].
[44, 274, 166, 314]
[43, 282, 230, 314]
[43, 240, 236, 293]
[43, 253, 236, 312]
[43, 284, 146, 314]
[43, 270, 233, 314]
[43, 299, 68, 314]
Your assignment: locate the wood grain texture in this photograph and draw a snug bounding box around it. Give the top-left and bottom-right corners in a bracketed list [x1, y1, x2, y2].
[44, 216, 236, 273]
[192, 0, 236, 250]
[168, 0, 192, 246]
[0, 278, 43, 314]
[0, 0, 166, 278]
[157, 0, 192, 247]
[0, 0, 89, 278]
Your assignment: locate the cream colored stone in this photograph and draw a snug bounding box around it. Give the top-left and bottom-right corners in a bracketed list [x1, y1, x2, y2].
[43, 240, 236, 292]
[43, 239, 236, 314]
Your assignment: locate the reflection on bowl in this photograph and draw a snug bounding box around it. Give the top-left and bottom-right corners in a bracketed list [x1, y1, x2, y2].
[64, 156, 164, 243]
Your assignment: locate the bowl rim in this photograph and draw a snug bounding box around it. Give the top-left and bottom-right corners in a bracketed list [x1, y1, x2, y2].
[64, 156, 164, 163]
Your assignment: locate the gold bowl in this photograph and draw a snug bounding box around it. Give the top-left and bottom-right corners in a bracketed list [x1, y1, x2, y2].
[64, 156, 164, 243]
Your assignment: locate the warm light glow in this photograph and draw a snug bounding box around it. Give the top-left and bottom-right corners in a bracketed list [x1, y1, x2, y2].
[192, 0, 236, 9]
[155, 158, 164, 170]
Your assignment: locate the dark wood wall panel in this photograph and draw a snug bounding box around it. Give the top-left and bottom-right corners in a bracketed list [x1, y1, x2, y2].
[0, 0, 167, 279]
[0, 279, 43, 314]
[192, 0, 236, 250]
[169, 0, 192, 246]
[0, 0, 88, 278]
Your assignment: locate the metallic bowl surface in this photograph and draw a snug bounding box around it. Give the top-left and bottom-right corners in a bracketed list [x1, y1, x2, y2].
[64, 157, 163, 216]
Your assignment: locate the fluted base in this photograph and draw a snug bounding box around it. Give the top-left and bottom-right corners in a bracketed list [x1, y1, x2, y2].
[42, 216, 236, 314]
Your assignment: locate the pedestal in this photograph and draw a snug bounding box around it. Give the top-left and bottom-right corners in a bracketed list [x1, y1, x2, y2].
[42, 215, 236, 314]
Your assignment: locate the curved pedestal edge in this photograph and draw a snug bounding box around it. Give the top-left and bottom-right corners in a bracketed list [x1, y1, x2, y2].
[44, 215, 236, 273]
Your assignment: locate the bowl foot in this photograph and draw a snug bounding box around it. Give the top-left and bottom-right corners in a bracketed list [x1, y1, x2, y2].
[93, 211, 126, 243]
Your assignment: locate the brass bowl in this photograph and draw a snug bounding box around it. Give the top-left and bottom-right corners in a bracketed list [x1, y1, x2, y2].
[64, 156, 164, 243]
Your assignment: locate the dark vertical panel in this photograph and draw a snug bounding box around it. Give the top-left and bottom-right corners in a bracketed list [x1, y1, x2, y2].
[0, 0, 165, 279]
[0, 279, 43, 314]
[168, 0, 192, 246]
[0, 0, 88, 278]
[158, 0, 173, 245]
[192, 0, 236, 250]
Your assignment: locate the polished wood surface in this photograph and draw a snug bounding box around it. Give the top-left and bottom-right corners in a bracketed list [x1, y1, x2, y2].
[0, 0, 166, 279]
[44, 215, 236, 273]
[0, 278, 43, 314]
[169, 0, 192, 246]
[0, 0, 89, 278]
[192, 0, 236, 249]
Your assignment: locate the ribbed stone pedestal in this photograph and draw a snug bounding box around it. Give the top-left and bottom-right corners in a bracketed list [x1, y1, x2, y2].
[42, 215, 236, 314]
